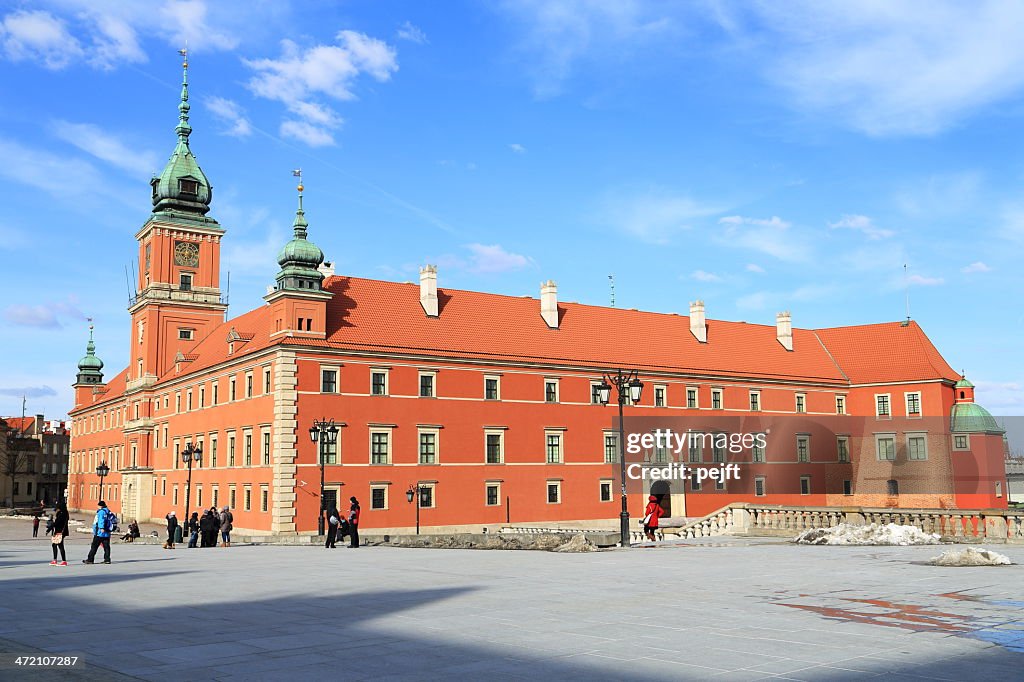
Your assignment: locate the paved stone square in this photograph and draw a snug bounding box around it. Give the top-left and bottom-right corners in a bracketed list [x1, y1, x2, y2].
[1, 519, 1022, 681]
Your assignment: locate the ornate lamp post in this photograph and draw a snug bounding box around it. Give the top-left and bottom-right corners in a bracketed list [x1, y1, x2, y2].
[309, 419, 339, 535]
[406, 484, 428, 535]
[95, 461, 110, 500]
[597, 369, 643, 548]
[180, 441, 203, 520]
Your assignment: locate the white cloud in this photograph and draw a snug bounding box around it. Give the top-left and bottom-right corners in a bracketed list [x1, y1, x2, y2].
[962, 261, 992, 274]
[159, 0, 238, 52]
[3, 297, 85, 329]
[691, 270, 722, 283]
[51, 120, 159, 177]
[742, 2, 1024, 136]
[464, 243, 535, 273]
[717, 215, 810, 261]
[244, 31, 397, 146]
[0, 385, 57, 399]
[746, 263, 765, 273]
[736, 291, 770, 311]
[601, 189, 721, 244]
[827, 214, 894, 240]
[397, 21, 428, 44]
[509, 143, 527, 154]
[973, 380, 1024, 416]
[907, 274, 944, 286]
[206, 97, 252, 137]
[0, 10, 83, 69]
[0, 137, 127, 206]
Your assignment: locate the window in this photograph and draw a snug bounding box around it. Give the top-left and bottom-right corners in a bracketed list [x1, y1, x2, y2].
[213, 383, 219, 405]
[749, 391, 760, 411]
[688, 434, 702, 463]
[187, 391, 193, 411]
[229, 376, 236, 401]
[196, 485, 203, 508]
[686, 388, 698, 408]
[173, 485, 179, 505]
[263, 431, 271, 466]
[322, 435, 338, 465]
[244, 432, 252, 466]
[953, 434, 969, 450]
[179, 273, 192, 291]
[876, 436, 895, 461]
[486, 483, 500, 506]
[546, 481, 561, 504]
[545, 379, 559, 403]
[796, 435, 810, 463]
[486, 432, 503, 464]
[836, 395, 846, 415]
[754, 477, 766, 497]
[244, 486, 252, 511]
[371, 486, 387, 510]
[604, 434, 618, 463]
[654, 438, 669, 463]
[419, 431, 437, 464]
[419, 484, 435, 508]
[321, 369, 338, 393]
[210, 435, 218, 467]
[837, 437, 849, 463]
[887, 479, 899, 496]
[996, 481, 1003, 498]
[800, 476, 811, 495]
[876, 394, 891, 417]
[907, 435, 927, 461]
[712, 437, 725, 463]
[600, 480, 612, 502]
[162, 478, 166, 496]
[484, 376, 500, 400]
[591, 382, 604, 404]
[711, 389, 723, 410]
[371, 371, 388, 396]
[795, 393, 806, 413]
[654, 386, 666, 407]
[228, 434, 236, 467]
[246, 373, 253, 398]
[690, 474, 701, 491]
[419, 372, 435, 397]
[905, 392, 922, 416]
[260, 485, 268, 512]
[752, 436, 765, 463]
[179, 178, 199, 195]
[178, 328, 194, 341]
[229, 486, 236, 510]
[545, 433, 563, 464]
[371, 431, 390, 465]
[199, 385, 205, 408]
[715, 477, 725, 491]
[264, 368, 272, 394]
[843, 480, 852, 495]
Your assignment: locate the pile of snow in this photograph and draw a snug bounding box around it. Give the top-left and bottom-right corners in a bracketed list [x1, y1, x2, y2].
[795, 523, 940, 546]
[929, 547, 1013, 566]
[553, 534, 598, 553]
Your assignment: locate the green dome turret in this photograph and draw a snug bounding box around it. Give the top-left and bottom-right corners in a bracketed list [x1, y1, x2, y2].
[951, 403, 1004, 434]
[150, 50, 212, 215]
[955, 376, 975, 389]
[273, 176, 325, 292]
[75, 324, 104, 386]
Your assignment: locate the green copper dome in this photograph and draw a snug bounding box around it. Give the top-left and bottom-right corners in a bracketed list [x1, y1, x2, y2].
[150, 56, 212, 215]
[950, 402, 1004, 434]
[954, 376, 975, 389]
[75, 325, 104, 385]
[274, 184, 325, 291]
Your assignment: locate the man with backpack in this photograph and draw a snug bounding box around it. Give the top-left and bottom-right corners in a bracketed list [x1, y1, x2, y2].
[83, 500, 113, 564]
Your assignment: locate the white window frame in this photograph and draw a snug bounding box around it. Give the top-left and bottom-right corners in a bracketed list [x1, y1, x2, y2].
[754, 476, 766, 497]
[796, 434, 810, 463]
[370, 368, 390, 396]
[603, 431, 618, 463]
[799, 476, 811, 496]
[320, 365, 340, 394]
[876, 433, 896, 461]
[484, 374, 501, 401]
[711, 388, 723, 410]
[545, 430, 564, 464]
[370, 484, 389, 510]
[835, 394, 846, 415]
[953, 434, 970, 451]
[418, 428, 439, 465]
[875, 393, 891, 418]
[544, 378, 560, 403]
[418, 482, 436, 508]
[369, 428, 393, 465]
[906, 433, 928, 461]
[654, 384, 667, 408]
[905, 391, 922, 418]
[418, 370, 437, 398]
[178, 328, 194, 341]
[485, 481, 501, 507]
[751, 435, 765, 463]
[546, 480, 562, 504]
[837, 436, 849, 463]
[795, 393, 807, 413]
[599, 478, 613, 502]
[686, 386, 699, 409]
[590, 381, 604, 405]
[484, 429, 505, 464]
[749, 390, 761, 411]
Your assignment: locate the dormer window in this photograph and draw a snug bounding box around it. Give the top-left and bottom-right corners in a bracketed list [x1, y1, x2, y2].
[179, 179, 199, 195]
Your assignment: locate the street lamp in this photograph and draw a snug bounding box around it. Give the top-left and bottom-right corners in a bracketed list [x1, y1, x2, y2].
[405, 484, 428, 535]
[180, 441, 202, 522]
[95, 461, 110, 500]
[309, 418, 339, 535]
[598, 369, 643, 548]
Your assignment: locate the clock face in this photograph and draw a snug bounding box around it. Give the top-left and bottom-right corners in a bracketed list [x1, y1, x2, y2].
[174, 241, 200, 267]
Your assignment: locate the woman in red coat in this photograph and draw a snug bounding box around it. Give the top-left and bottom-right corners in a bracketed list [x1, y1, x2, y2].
[643, 495, 665, 541]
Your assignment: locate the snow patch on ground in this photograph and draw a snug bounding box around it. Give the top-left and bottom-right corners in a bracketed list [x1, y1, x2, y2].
[929, 547, 1013, 566]
[795, 523, 941, 546]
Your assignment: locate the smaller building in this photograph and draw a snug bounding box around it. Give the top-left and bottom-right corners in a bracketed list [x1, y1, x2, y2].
[1006, 459, 1024, 505]
[1, 415, 70, 507]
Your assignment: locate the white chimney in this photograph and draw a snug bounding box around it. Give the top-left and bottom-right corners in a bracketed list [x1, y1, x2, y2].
[420, 264, 438, 317]
[690, 300, 707, 343]
[776, 311, 793, 351]
[540, 280, 558, 328]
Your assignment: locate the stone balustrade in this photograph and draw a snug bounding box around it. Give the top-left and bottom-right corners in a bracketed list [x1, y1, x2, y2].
[669, 503, 1024, 543]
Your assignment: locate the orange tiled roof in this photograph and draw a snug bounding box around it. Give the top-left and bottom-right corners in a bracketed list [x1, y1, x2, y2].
[814, 321, 958, 384]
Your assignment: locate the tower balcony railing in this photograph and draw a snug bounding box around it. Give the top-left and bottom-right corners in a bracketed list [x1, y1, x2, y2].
[129, 285, 226, 308]
[125, 374, 157, 393]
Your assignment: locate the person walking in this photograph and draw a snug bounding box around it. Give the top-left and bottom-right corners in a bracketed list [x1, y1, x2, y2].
[164, 511, 178, 549]
[45, 514, 54, 536]
[32, 515, 40, 537]
[82, 500, 113, 564]
[198, 509, 212, 547]
[642, 495, 666, 542]
[325, 507, 340, 548]
[219, 506, 233, 547]
[49, 501, 70, 566]
[348, 497, 361, 548]
[187, 512, 199, 548]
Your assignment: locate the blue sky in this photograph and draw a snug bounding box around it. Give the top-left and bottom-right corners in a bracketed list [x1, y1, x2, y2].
[1, 0, 1022, 421]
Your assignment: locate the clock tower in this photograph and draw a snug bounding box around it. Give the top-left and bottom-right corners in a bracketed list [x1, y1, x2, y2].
[128, 52, 227, 385]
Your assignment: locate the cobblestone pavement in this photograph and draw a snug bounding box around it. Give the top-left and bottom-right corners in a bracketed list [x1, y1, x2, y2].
[1, 519, 1021, 681]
